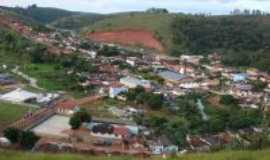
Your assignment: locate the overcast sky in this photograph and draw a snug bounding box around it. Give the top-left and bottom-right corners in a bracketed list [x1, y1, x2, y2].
[0, 0, 269, 14]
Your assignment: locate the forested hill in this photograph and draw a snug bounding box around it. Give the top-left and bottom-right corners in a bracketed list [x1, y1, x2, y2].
[0, 5, 79, 24]
[171, 15, 270, 55]
[171, 14, 270, 73]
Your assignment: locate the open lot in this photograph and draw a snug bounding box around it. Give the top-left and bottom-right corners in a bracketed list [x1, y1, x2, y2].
[32, 115, 70, 138]
[0, 101, 34, 130]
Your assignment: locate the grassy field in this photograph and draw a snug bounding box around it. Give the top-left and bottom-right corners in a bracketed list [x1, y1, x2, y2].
[85, 12, 176, 50]
[0, 101, 34, 129]
[1, 149, 270, 160]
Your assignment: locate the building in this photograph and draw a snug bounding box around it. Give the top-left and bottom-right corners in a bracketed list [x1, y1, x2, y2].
[126, 57, 138, 67]
[233, 73, 248, 82]
[56, 99, 79, 115]
[109, 87, 128, 98]
[120, 76, 151, 89]
[0, 74, 15, 85]
[158, 71, 186, 84]
[180, 55, 203, 65]
[0, 88, 39, 103]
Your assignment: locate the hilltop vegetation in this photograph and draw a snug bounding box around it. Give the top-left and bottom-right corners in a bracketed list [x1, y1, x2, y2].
[50, 14, 105, 30]
[0, 5, 77, 24]
[171, 14, 270, 72]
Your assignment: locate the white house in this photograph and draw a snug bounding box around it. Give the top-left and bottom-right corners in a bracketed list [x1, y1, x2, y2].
[179, 82, 200, 89]
[126, 57, 138, 66]
[56, 99, 79, 116]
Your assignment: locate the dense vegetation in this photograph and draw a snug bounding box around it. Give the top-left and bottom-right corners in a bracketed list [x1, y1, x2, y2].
[171, 14, 270, 72]
[50, 14, 105, 30]
[134, 92, 266, 147]
[4, 128, 39, 149]
[0, 5, 77, 24]
[0, 27, 96, 97]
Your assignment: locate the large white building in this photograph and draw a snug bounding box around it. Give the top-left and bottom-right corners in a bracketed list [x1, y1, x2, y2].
[120, 76, 151, 89]
[0, 88, 39, 103]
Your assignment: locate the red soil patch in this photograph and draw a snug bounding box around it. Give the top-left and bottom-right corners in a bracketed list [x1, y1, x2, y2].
[87, 29, 165, 52]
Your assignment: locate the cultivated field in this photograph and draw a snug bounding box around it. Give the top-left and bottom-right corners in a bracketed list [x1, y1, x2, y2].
[0, 101, 34, 130]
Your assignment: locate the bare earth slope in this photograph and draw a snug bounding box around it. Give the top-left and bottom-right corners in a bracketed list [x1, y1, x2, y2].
[88, 28, 165, 52]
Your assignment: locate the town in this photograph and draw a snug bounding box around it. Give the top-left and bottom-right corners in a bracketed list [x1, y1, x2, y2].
[0, 7, 270, 158]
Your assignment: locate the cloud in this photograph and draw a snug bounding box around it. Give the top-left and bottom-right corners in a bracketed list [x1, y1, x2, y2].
[0, 0, 269, 14]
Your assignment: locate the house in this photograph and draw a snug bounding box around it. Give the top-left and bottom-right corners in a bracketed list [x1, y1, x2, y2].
[126, 57, 138, 67]
[113, 126, 132, 139]
[158, 71, 186, 84]
[247, 68, 260, 77]
[109, 87, 128, 98]
[229, 84, 254, 98]
[79, 49, 97, 58]
[150, 135, 178, 155]
[180, 55, 203, 65]
[0, 74, 15, 85]
[56, 99, 79, 115]
[120, 76, 151, 89]
[179, 82, 200, 89]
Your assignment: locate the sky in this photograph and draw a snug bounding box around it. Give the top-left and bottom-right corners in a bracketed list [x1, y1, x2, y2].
[0, 0, 270, 14]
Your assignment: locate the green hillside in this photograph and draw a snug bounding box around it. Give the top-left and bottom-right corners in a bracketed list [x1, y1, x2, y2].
[50, 13, 105, 30]
[85, 12, 177, 50]
[0, 5, 77, 24]
[1, 149, 270, 160]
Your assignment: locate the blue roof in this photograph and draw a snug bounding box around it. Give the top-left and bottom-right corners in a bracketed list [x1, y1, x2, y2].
[158, 71, 186, 82]
[233, 73, 247, 82]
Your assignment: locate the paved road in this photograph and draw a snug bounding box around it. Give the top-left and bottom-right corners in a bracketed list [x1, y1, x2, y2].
[12, 66, 44, 90]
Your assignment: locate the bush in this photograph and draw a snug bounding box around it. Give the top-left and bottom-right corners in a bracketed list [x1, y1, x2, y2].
[4, 128, 39, 149]
[20, 131, 40, 149]
[4, 128, 20, 144]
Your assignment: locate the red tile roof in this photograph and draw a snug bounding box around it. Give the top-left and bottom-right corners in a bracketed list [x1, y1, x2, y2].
[113, 126, 130, 138]
[57, 99, 78, 110]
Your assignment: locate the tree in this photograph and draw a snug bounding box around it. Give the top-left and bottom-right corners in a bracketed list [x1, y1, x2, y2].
[4, 128, 20, 143]
[146, 94, 164, 110]
[69, 115, 81, 130]
[251, 80, 267, 92]
[220, 95, 239, 105]
[19, 131, 40, 149]
[69, 109, 92, 130]
[76, 109, 92, 123]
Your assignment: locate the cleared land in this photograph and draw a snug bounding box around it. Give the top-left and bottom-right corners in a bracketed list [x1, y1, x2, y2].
[88, 29, 165, 52]
[1, 148, 270, 160]
[0, 101, 33, 130]
[32, 115, 70, 138]
[85, 13, 175, 52]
